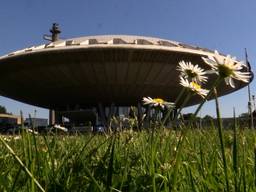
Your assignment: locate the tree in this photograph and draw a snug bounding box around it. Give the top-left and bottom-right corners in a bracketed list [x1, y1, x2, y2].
[182, 113, 200, 120]
[203, 115, 214, 120]
[0, 105, 7, 114]
[239, 112, 248, 118]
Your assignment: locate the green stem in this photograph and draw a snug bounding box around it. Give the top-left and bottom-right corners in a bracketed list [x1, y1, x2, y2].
[214, 88, 230, 191]
[193, 77, 222, 117]
[162, 88, 186, 125]
[175, 92, 192, 121]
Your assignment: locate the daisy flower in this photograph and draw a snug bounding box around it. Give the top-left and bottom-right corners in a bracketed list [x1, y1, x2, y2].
[179, 77, 209, 98]
[142, 97, 175, 109]
[177, 61, 208, 83]
[202, 50, 251, 88]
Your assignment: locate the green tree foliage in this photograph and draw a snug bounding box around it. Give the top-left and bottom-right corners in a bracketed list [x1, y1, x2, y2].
[0, 105, 7, 114]
[239, 112, 248, 118]
[203, 115, 214, 120]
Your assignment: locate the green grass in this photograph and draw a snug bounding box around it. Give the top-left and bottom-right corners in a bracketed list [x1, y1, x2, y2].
[0, 127, 256, 191]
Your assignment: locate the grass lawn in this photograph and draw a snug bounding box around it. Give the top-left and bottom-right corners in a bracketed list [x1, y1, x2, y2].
[1, 126, 256, 191]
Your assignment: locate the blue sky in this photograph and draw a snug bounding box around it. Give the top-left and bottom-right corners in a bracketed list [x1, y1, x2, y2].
[0, 0, 255, 118]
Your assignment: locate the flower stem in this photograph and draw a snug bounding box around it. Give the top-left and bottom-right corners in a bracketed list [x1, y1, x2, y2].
[162, 88, 185, 125]
[193, 77, 222, 117]
[175, 92, 191, 121]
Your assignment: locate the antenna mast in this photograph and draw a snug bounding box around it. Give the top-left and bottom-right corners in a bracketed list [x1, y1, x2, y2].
[43, 23, 61, 42]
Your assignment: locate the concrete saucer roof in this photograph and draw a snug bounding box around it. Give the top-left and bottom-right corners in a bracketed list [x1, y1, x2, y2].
[0, 35, 252, 110]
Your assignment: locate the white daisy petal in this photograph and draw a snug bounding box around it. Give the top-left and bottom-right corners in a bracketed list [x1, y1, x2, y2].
[202, 57, 216, 67]
[142, 97, 175, 109]
[179, 76, 209, 98]
[229, 78, 235, 88]
[177, 60, 208, 84]
[202, 51, 251, 88]
[224, 77, 230, 86]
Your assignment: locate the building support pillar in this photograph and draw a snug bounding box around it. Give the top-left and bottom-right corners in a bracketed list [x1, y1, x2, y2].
[107, 103, 116, 131]
[55, 111, 63, 124]
[144, 106, 151, 129]
[97, 103, 107, 128]
[137, 102, 142, 131]
[115, 106, 119, 116]
[107, 103, 115, 123]
[49, 109, 55, 126]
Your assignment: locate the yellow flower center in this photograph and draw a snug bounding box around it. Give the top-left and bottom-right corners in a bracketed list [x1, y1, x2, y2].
[218, 64, 234, 78]
[191, 82, 201, 91]
[185, 69, 197, 78]
[153, 98, 164, 104]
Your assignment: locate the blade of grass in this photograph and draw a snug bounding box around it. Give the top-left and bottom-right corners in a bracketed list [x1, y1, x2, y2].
[233, 108, 238, 192]
[254, 144, 256, 189]
[242, 134, 247, 192]
[84, 164, 104, 192]
[171, 128, 186, 191]
[0, 137, 45, 192]
[107, 135, 116, 190]
[214, 88, 230, 191]
[10, 165, 22, 192]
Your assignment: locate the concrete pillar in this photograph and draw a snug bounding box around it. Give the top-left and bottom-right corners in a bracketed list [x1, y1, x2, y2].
[97, 103, 107, 127]
[55, 111, 63, 124]
[107, 103, 115, 122]
[115, 106, 119, 116]
[49, 109, 55, 126]
[107, 103, 115, 131]
[137, 102, 142, 130]
[145, 106, 151, 128]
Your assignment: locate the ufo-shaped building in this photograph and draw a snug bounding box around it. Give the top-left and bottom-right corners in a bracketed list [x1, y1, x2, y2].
[0, 31, 252, 127]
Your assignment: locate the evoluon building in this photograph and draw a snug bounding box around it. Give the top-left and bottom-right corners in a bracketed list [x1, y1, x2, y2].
[0, 25, 252, 127]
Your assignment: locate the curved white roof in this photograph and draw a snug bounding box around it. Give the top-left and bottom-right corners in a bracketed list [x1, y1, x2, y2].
[1, 35, 219, 59]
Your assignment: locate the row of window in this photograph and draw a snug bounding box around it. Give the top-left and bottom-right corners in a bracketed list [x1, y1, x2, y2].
[7, 37, 214, 57]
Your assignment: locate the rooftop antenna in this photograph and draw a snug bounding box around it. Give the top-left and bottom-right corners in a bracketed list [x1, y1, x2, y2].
[43, 23, 61, 42]
[245, 48, 254, 129]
